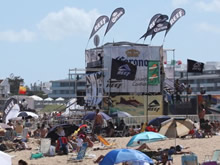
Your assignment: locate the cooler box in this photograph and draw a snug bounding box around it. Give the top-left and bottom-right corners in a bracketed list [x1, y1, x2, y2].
[181, 153, 198, 165]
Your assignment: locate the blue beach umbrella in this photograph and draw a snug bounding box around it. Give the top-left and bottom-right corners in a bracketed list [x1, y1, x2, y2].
[148, 116, 171, 127]
[82, 111, 112, 120]
[99, 148, 154, 165]
[127, 131, 167, 147]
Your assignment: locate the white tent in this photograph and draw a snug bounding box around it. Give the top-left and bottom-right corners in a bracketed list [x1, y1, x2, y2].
[62, 98, 85, 117]
[56, 97, 65, 101]
[0, 151, 12, 165]
[44, 97, 53, 101]
[5, 104, 20, 124]
[30, 95, 43, 101]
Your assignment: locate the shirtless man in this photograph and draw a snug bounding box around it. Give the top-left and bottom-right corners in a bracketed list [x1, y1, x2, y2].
[93, 109, 104, 136]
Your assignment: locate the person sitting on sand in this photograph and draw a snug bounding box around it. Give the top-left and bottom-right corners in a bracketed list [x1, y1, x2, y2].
[156, 152, 172, 165]
[16, 140, 32, 151]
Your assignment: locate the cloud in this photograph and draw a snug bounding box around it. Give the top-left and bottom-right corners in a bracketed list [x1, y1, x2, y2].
[196, 0, 220, 12]
[0, 29, 36, 42]
[172, 0, 189, 7]
[197, 22, 220, 34]
[38, 7, 100, 40]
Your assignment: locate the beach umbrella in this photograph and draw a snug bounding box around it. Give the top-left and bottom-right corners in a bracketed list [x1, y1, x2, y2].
[82, 111, 112, 120]
[110, 111, 132, 118]
[159, 118, 194, 138]
[99, 148, 154, 165]
[148, 116, 171, 127]
[46, 124, 78, 141]
[17, 111, 38, 119]
[0, 151, 12, 165]
[126, 131, 167, 147]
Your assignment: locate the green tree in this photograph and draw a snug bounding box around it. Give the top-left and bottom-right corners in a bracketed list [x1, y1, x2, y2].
[8, 76, 24, 95]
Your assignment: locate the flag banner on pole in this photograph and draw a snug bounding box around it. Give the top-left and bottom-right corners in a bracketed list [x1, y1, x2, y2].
[165, 8, 186, 37]
[111, 58, 137, 80]
[151, 21, 170, 40]
[89, 15, 109, 39]
[18, 86, 27, 95]
[104, 7, 125, 36]
[148, 61, 160, 85]
[140, 13, 162, 40]
[187, 59, 204, 73]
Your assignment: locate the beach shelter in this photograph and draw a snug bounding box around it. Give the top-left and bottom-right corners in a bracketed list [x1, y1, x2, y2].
[159, 118, 194, 138]
[148, 116, 171, 127]
[44, 97, 53, 101]
[0, 151, 12, 165]
[127, 131, 167, 147]
[17, 111, 39, 119]
[30, 95, 43, 101]
[110, 111, 132, 118]
[82, 111, 112, 120]
[99, 148, 154, 165]
[56, 97, 65, 101]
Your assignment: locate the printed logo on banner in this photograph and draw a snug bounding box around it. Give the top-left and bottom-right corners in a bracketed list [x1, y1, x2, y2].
[106, 80, 122, 88]
[148, 100, 160, 112]
[192, 63, 203, 72]
[126, 49, 140, 57]
[117, 64, 131, 77]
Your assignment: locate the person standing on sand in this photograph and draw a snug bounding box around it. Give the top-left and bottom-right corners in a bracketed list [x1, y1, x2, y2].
[93, 109, 104, 136]
[199, 103, 206, 128]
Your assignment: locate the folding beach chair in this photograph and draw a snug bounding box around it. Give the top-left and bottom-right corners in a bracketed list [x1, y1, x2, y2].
[181, 153, 199, 165]
[204, 150, 220, 163]
[97, 135, 117, 149]
[68, 143, 88, 162]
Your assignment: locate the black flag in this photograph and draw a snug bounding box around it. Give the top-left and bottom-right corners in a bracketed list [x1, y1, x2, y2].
[140, 13, 162, 40]
[165, 8, 186, 36]
[111, 59, 137, 80]
[89, 15, 109, 39]
[104, 7, 125, 36]
[2, 98, 17, 122]
[187, 59, 204, 73]
[151, 21, 170, 40]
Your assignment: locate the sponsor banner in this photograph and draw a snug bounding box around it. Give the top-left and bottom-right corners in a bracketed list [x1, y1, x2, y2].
[85, 72, 103, 108]
[187, 59, 204, 73]
[89, 15, 109, 39]
[140, 13, 162, 40]
[111, 58, 137, 80]
[105, 7, 125, 36]
[103, 44, 161, 93]
[103, 95, 163, 116]
[2, 98, 18, 122]
[165, 8, 186, 36]
[147, 61, 160, 85]
[145, 95, 163, 116]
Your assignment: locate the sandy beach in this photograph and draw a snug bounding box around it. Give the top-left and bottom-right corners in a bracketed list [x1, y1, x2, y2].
[9, 135, 220, 165]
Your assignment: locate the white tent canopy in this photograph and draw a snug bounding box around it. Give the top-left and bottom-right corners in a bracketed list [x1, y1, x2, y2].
[56, 97, 65, 101]
[30, 95, 43, 101]
[62, 98, 85, 117]
[44, 97, 53, 101]
[5, 104, 20, 124]
[0, 151, 12, 165]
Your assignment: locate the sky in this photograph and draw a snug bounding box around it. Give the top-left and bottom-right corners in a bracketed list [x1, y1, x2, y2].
[0, 0, 220, 86]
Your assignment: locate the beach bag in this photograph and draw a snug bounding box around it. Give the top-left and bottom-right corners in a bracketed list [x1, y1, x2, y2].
[49, 146, 56, 156]
[30, 152, 44, 159]
[0, 144, 7, 151]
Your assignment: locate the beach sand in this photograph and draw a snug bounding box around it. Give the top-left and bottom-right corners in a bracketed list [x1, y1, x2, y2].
[9, 135, 220, 165]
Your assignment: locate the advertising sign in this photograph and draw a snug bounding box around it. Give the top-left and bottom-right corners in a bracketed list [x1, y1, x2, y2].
[103, 43, 161, 93]
[103, 95, 163, 116]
